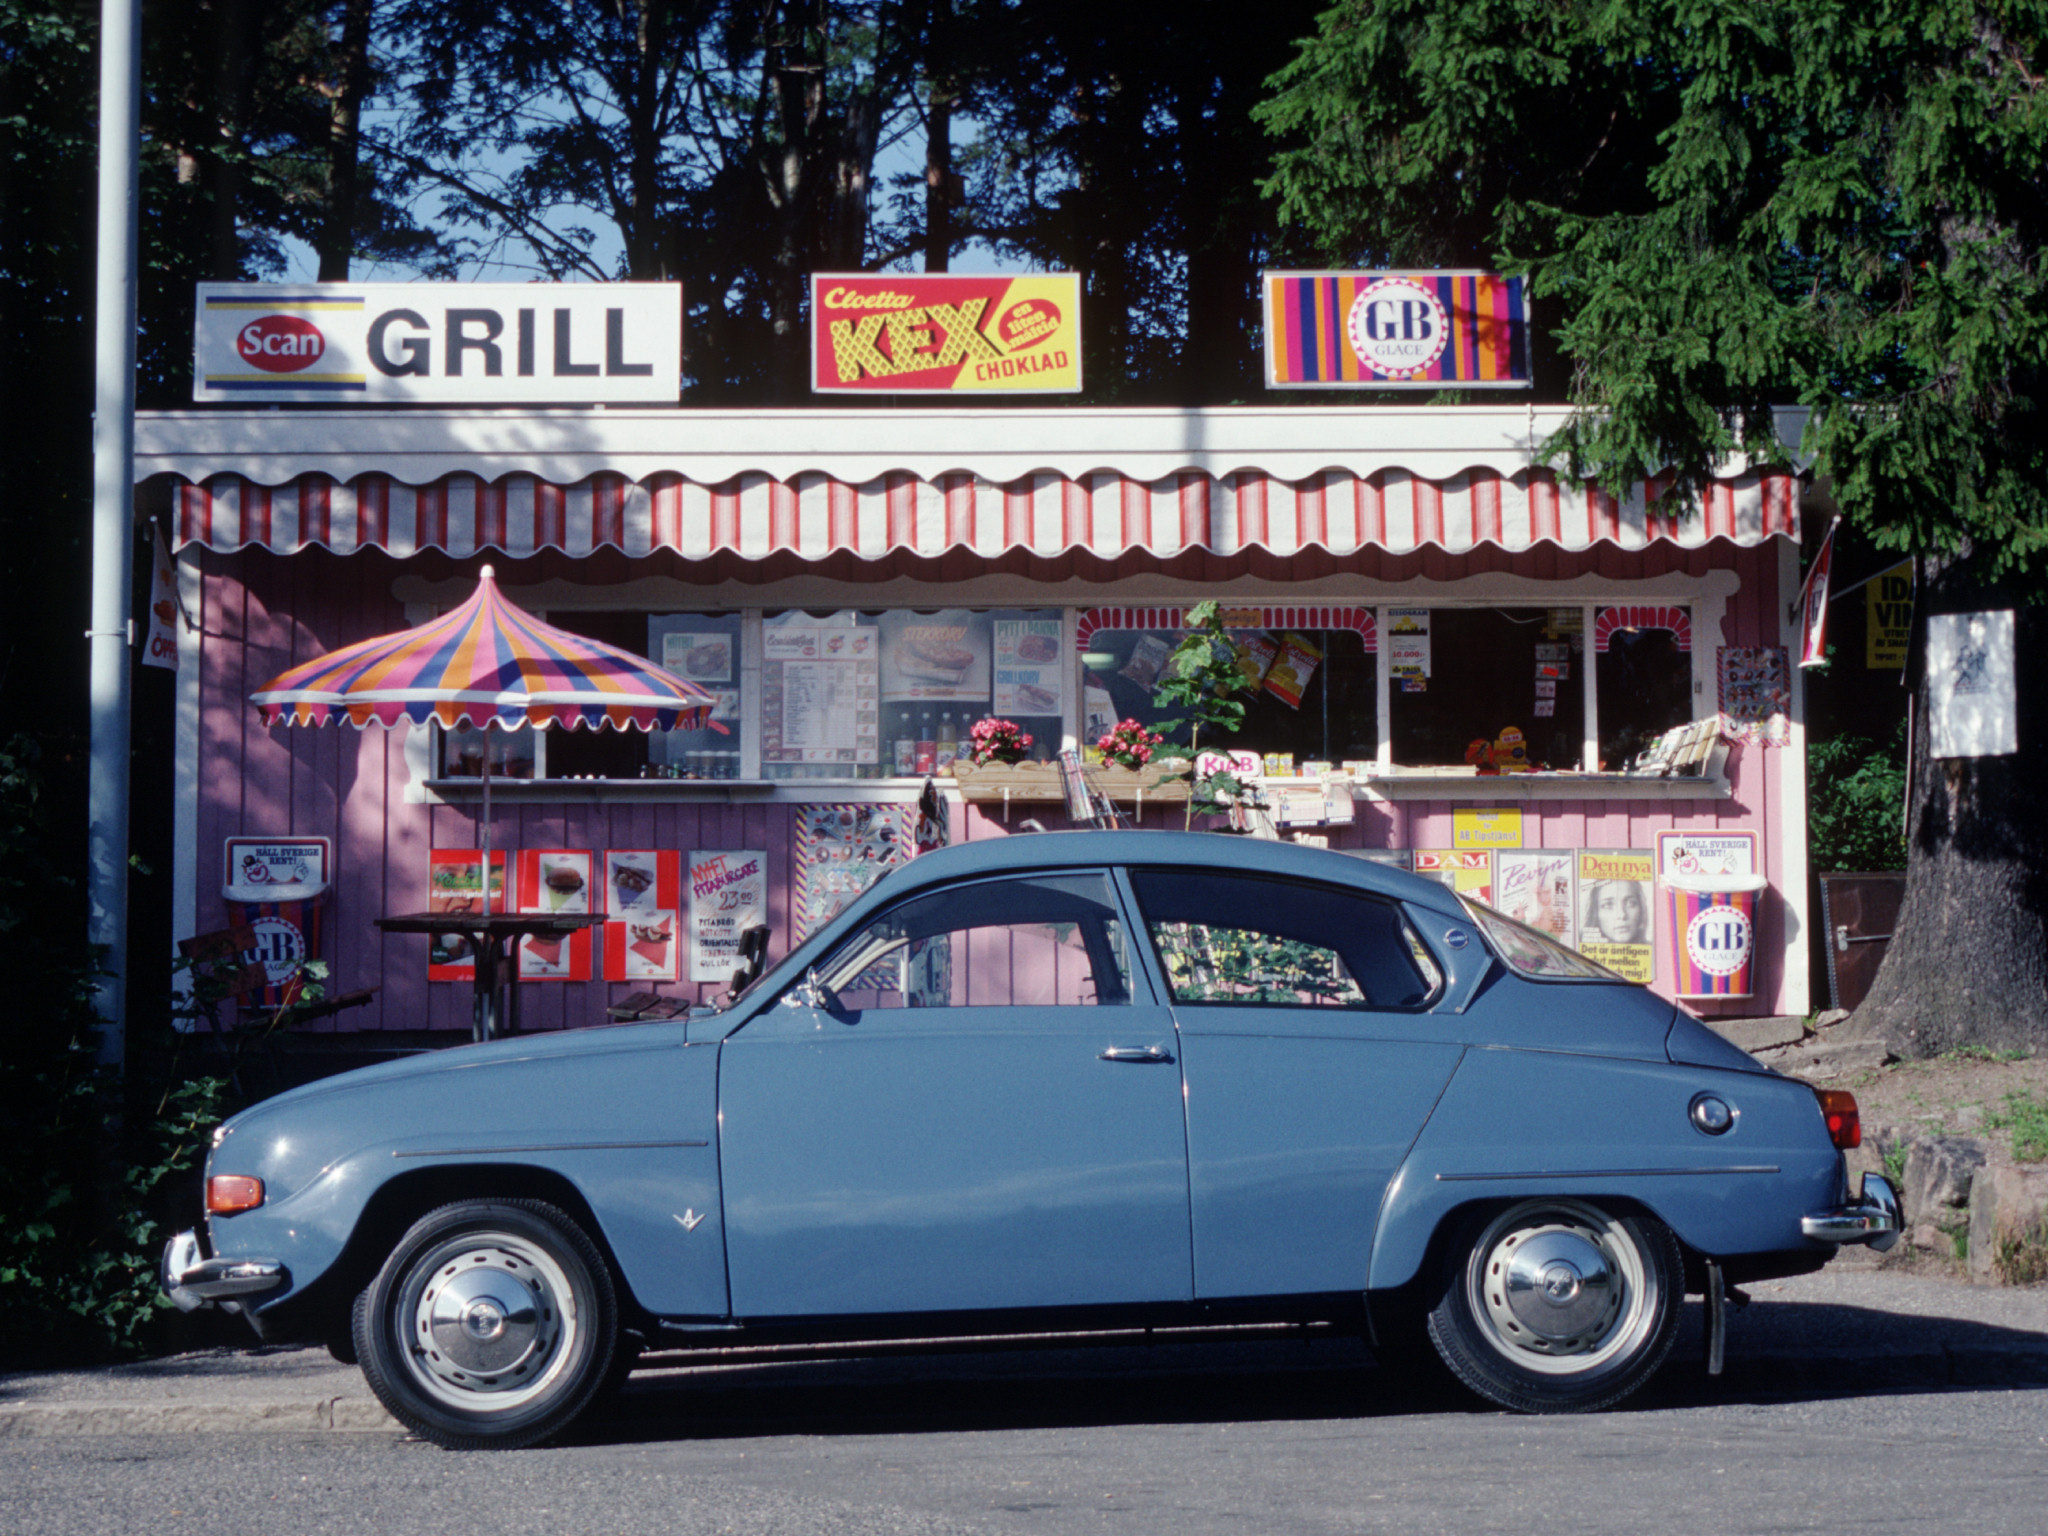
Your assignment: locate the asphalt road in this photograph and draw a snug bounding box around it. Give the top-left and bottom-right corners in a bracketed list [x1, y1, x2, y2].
[5, 1269, 2046, 1536]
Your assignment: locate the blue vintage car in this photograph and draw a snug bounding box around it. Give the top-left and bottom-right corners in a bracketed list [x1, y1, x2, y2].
[163, 830, 1898, 1447]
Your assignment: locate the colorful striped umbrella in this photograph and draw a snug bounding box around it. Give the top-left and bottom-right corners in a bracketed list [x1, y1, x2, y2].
[252, 564, 718, 732]
[252, 565, 721, 913]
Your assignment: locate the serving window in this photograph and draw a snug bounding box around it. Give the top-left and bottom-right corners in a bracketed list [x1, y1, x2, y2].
[1080, 619, 1379, 770]
[1388, 607, 1587, 771]
[428, 594, 1704, 789]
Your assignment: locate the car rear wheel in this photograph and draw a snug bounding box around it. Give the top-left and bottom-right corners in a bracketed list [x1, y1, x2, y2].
[352, 1198, 617, 1450]
[1425, 1198, 1680, 1413]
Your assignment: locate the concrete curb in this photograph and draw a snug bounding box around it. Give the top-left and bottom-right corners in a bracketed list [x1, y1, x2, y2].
[0, 1397, 398, 1438]
[5, 1348, 2045, 1436]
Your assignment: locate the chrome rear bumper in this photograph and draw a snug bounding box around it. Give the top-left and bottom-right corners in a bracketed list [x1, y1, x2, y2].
[160, 1229, 288, 1312]
[1802, 1173, 1903, 1253]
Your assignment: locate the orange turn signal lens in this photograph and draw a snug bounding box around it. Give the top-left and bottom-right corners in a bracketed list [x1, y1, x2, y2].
[1815, 1089, 1862, 1151]
[206, 1174, 265, 1214]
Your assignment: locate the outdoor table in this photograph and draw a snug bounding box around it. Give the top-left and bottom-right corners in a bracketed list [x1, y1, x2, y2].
[375, 911, 608, 1042]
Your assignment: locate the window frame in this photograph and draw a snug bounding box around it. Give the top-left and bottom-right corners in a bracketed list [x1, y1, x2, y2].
[1120, 868, 1447, 1015]
[797, 869, 1145, 1010]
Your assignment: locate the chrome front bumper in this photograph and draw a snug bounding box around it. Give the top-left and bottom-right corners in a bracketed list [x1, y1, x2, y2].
[160, 1229, 288, 1313]
[1802, 1173, 1903, 1253]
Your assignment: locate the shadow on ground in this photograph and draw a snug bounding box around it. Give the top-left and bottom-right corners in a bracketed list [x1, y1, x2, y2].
[575, 1297, 2048, 1446]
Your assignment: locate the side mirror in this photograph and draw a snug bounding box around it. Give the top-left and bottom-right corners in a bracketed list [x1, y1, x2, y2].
[781, 967, 841, 1015]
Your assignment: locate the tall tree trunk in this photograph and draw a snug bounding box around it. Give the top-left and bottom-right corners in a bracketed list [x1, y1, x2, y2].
[922, 0, 951, 272]
[316, 0, 375, 281]
[1852, 551, 2048, 1056]
[201, 0, 256, 280]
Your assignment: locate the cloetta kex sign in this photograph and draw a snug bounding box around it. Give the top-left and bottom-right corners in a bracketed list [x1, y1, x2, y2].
[193, 283, 682, 403]
[1263, 271, 1531, 389]
[811, 273, 1081, 393]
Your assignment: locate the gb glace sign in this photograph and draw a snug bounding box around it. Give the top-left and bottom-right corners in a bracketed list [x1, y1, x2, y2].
[193, 283, 682, 404]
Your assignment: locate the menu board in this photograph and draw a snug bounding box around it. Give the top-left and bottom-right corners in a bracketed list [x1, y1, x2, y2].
[763, 621, 879, 766]
[992, 618, 1064, 715]
[689, 849, 767, 982]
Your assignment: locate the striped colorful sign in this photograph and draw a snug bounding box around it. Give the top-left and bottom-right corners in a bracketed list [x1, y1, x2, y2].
[1263, 271, 1530, 389]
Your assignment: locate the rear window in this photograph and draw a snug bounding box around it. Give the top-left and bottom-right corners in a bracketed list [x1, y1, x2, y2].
[1460, 897, 1626, 982]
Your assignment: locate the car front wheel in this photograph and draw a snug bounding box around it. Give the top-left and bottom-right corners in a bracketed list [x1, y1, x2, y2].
[353, 1198, 617, 1450]
[1425, 1198, 1680, 1413]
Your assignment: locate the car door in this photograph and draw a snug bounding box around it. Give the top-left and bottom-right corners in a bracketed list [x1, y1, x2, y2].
[1121, 866, 1464, 1302]
[718, 870, 1193, 1319]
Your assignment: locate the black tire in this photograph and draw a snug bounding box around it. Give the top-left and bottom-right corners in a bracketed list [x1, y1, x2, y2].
[1423, 1198, 1681, 1414]
[352, 1198, 618, 1450]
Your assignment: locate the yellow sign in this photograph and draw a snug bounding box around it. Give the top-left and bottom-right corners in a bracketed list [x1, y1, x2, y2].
[1453, 808, 1523, 849]
[1866, 561, 1913, 669]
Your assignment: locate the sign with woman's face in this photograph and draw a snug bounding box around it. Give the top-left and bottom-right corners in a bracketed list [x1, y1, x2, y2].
[1584, 880, 1650, 945]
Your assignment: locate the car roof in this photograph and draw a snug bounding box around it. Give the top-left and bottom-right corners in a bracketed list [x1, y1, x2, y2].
[885, 830, 1469, 918]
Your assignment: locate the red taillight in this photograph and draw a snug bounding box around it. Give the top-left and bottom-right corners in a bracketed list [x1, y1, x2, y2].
[206, 1174, 264, 1214]
[1815, 1089, 1861, 1150]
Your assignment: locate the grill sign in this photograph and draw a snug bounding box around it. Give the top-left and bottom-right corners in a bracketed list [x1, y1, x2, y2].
[811, 273, 1082, 394]
[237, 314, 326, 372]
[194, 282, 682, 403]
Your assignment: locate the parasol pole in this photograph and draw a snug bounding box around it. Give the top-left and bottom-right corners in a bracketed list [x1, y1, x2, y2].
[480, 747, 493, 916]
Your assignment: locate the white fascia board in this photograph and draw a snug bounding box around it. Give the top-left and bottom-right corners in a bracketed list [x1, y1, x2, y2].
[135, 404, 1814, 487]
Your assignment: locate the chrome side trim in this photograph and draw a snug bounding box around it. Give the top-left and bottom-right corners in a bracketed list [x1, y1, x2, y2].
[392, 1138, 710, 1158]
[1435, 1166, 1781, 1182]
[170, 1255, 289, 1303]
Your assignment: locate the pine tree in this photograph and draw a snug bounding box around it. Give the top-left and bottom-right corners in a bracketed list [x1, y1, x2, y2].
[1260, 0, 2048, 1051]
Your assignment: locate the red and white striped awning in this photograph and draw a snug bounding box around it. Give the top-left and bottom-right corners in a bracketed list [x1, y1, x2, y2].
[144, 406, 1805, 562]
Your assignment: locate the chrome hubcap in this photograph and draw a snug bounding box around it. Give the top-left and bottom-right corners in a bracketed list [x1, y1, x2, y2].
[402, 1233, 578, 1412]
[1467, 1200, 1650, 1376]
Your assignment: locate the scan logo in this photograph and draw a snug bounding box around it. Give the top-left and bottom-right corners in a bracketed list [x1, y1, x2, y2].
[236, 314, 328, 373]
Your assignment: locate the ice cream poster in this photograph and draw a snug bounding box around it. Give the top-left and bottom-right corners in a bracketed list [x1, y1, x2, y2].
[517, 924, 594, 982]
[795, 804, 910, 940]
[605, 850, 679, 916]
[605, 910, 681, 982]
[688, 849, 767, 983]
[515, 850, 596, 914]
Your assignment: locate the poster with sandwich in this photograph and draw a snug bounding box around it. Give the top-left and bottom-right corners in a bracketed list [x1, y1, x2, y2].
[881, 610, 991, 703]
[992, 618, 1064, 716]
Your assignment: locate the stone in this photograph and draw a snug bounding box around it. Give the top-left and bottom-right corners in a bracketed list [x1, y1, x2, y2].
[1777, 1038, 1892, 1081]
[1966, 1161, 2048, 1286]
[1901, 1136, 1990, 1222]
[1813, 1008, 1852, 1029]
[1710, 1015, 1808, 1053]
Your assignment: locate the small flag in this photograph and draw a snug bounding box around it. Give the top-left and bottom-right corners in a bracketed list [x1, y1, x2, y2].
[142, 523, 184, 671]
[1796, 516, 1840, 668]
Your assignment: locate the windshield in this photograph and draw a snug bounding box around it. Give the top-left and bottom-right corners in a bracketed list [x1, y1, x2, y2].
[1459, 897, 1626, 982]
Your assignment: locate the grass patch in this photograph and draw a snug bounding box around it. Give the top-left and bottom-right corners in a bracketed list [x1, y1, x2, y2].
[1941, 1045, 2032, 1064]
[1994, 1222, 2048, 1286]
[1985, 1091, 2048, 1162]
[1883, 1143, 1909, 1185]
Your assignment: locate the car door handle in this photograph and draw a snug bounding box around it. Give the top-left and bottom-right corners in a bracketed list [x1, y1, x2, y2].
[1099, 1045, 1175, 1064]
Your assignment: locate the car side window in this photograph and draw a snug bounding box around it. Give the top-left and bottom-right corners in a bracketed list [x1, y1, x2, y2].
[815, 873, 1133, 1009]
[1127, 869, 1438, 1010]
